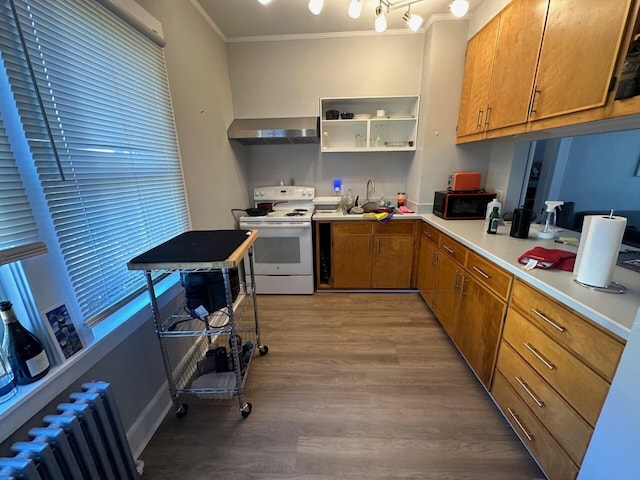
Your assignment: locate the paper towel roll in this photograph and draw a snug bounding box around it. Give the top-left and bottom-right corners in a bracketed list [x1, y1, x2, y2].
[573, 215, 627, 287]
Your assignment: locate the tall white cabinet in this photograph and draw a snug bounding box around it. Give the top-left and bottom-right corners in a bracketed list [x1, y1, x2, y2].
[320, 96, 420, 152]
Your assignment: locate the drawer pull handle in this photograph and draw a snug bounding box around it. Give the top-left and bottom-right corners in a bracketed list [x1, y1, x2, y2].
[443, 245, 455, 255]
[515, 376, 544, 407]
[425, 231, 433, 238]
[523, 343, 555, 370]
[472, 266, 491, 279]
[531, 308, 565, 332]
[507, 408, 533, 442]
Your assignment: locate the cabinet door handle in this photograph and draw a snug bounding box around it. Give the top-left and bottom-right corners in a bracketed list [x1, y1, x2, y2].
[531, 308, 565, 332]
[484, 105, 491, 128]
[476, 108, 483, 129]
[472, 266, 490, 279]
[368, 238, 371, 253]
[515, 376, 544, 407]
[523, 342, 555, 370]
[507, 408, 533, 442]
[453, 270, 460, 291]
[443, 245, 455, 255]
[431, 250, 437, 266]
[460, 276, 468, 297]
[377, 238, 381, 255]
[528, 86, 541, 117]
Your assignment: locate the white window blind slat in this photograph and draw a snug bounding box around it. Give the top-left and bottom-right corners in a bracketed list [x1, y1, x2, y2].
[1, 0, 189, 323]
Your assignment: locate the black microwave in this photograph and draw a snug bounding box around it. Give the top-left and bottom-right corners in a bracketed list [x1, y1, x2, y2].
[433, 191, 496, 220]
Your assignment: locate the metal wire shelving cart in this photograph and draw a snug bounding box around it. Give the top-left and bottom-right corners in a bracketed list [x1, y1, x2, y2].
[127, 230, 267, 419]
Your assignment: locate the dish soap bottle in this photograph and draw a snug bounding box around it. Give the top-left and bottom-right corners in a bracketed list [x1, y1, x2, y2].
[487, 207, 500, 234]
[537, 201, 564, 239]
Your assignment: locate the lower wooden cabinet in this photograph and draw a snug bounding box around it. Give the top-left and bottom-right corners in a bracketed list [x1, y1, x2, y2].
[416, 231, 438, 308]
[431, 252, 462, 339]
[492, 372, 580, 480]
[493, 279, 625, 478]
[329, 220, 417, 289]
[455, 276, 506, 388]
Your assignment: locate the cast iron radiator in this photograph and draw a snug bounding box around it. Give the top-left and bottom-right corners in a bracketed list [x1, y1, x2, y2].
[0, 381, 140, 480]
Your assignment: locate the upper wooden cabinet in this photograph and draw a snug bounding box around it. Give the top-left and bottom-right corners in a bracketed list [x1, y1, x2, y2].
[457, 0, 547, 137]
[487, 0, 548, 129]
[530, 0, 632, 120]
[457, 16, 499, 137]
[457, 0, 634, 141]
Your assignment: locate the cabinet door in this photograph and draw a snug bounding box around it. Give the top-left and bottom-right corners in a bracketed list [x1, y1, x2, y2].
[531, 0, 631, 120]
[371, 235, 414, 288]
[486, 0, 548, 130]
[432, 253, 462, 339]
[417, 236, 438, 307]
[332, 235, 372, 288]
[455, 276, 506, 389]
[457, 16, 499, 136]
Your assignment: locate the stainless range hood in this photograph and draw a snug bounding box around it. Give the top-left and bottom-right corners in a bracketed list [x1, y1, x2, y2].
[227, 117, 320, 145]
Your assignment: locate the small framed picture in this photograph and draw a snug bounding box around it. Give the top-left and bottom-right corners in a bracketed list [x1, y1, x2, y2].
[43, 303, 83, 360]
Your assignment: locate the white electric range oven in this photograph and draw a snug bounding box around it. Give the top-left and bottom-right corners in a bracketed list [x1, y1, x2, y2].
[239, 186, 315, 294]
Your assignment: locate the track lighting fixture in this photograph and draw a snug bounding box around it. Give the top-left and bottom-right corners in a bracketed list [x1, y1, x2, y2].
[449, 0, 470, 18]
[375, 4, 387, 33]
[257, 0, 468, 33]
[308, 0, 324, 16]
[402, 7, 424, 32]
[348, 0, 363, 19]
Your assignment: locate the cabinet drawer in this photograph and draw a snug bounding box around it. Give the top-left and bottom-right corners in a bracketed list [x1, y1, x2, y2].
[332, 222, 372, 235]
[373, 220, 416, 235]
[466, 250, 513, 301]
[510, 280, 624, 382]
[492, 372, 579, 480]
[495, 341, 592, 465]
[438, 234, 467, 266]
[421, 222, 440, 245]
[503, 308, 610, 427]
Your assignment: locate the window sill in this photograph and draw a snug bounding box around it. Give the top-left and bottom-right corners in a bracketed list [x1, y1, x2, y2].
[0, 273, 181, 444]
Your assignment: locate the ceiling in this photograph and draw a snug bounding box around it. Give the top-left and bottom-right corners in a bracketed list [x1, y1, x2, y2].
[195, 0, 482, 40]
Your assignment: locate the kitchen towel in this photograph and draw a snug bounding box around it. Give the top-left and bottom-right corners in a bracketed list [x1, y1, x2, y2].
[573, 214, 627, 287]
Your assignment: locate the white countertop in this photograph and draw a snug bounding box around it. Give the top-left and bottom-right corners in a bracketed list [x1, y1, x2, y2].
[312, 211, 640, 340]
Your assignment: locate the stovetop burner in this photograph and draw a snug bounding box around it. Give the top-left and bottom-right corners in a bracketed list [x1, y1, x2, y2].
[286, 212, 304, 217]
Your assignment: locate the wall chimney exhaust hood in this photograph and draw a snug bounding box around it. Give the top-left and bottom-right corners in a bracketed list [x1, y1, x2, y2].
[227, 117, 320, 145]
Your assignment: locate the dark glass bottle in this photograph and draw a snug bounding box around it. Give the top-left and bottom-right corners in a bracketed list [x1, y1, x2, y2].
[487, 206, 500, 234]
[1, 301, 50, 385]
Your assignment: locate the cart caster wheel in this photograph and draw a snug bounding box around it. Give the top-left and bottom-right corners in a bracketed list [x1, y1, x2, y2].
[241, 403, 252, 418]
[176, 404, 188, 419]
[259, 345, 269, 356]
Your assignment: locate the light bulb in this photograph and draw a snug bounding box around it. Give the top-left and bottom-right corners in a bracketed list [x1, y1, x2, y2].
[348, 0, 363, 19]
[308, 0, 324, 15]
[375, 6, 387, 33]
[403, 11, 424, 32]
[449, 0, 469, 18]
[257, 0, 272, 4]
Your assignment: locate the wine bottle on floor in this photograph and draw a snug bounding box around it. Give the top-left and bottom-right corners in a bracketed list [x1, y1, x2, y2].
[1, 301, 50, 385]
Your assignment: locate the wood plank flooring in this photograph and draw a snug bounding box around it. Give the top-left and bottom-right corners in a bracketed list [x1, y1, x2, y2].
[140, 293, 544, 479]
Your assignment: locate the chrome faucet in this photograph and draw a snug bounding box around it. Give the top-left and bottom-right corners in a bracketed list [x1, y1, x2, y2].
[366, 179, 375, 201]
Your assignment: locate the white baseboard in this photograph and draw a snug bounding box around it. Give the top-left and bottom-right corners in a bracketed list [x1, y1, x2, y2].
[127, 379, 172, 460]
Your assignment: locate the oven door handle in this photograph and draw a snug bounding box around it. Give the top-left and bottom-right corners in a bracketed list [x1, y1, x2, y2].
[241, 222, 310, 228]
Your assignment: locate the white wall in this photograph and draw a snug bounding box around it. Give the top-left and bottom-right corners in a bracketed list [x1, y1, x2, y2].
[226, 33, 427, 202]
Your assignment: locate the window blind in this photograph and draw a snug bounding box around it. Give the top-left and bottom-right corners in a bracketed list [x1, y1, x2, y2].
[0, 109, 46, 265]
[1, 0, 189, 323]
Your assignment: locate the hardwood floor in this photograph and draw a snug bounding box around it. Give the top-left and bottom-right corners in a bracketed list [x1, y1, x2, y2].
[140, 293, 544, 479]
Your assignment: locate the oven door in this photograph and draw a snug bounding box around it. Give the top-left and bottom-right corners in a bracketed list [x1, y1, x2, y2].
[239, 221, 312, 276]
